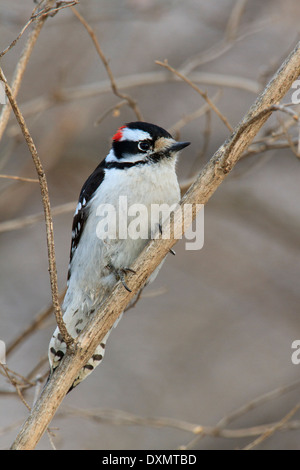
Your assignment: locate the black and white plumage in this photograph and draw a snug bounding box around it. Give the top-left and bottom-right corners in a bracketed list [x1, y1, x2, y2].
[48, 121, 190, 390]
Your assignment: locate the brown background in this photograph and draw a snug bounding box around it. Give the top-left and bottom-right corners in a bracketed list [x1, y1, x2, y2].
[0, 0, 300, 450]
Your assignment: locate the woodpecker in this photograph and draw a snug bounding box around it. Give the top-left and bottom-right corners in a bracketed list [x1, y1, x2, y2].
[48, 121, 190, 390]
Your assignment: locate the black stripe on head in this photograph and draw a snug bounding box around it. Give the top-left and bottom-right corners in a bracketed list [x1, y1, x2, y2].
[112, 122, 172, 161]
[112, 140, 142, 160]
[103, 160, 147, 170]
[126, 122, 173, 140]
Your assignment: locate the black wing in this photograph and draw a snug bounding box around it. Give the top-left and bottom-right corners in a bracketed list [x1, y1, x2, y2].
[67, 161, 106, 281]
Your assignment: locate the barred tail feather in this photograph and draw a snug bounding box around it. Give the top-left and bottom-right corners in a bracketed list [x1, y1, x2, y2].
[48, 308, 123, 391]
[68, 331, 110, 391]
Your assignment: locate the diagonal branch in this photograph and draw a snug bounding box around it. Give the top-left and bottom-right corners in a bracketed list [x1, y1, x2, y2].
[0, 1, 78, 59]
[71, 7, 143, 121]
[155, 59, 234, 132]
[242, 401, 300, 450]
[10, 40, 300, 450]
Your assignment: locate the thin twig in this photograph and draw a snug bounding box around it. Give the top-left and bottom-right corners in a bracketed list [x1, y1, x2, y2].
[182, 379, 300, 450]
[0, 1, 43, 59]
[242, 402, 300, 450]
[0, 365, 31, 411]
[6, 290, 66, 357]
[94, 100, 128, 126]
[26, 358, 50, 384]
[0, 1, 78, 58]
[16, 71, 261, 121]
[0, 364, 35, 389]
[225, 0, 248, 41]
[0, 68, 73, 348]
[179, 19, 272, 76]
[0, 201, 76, 234]
[59, 405, 300, 441]
[217, 380, 300, 431]
[0, 0, 58, 142]
[0, 174, 39, 183]
[168, 90, 221, 138]
[179, 105, 300, 193]
[71, 7, 143, 121]
[241, 137, 300, 159]
[156, 60, 233, 132]
[0, 201, 75, 234]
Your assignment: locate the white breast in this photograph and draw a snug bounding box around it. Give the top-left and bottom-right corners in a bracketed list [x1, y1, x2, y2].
[64, 158, 180, 314]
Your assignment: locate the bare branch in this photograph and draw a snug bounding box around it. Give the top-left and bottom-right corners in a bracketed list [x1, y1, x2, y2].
[179, 18, 272, 76]
[242, 402, 300, 450]
[183, 379, 300, 449]
[94, 100, 128, 126]
[225, 0, 248, 41]
[0, 68, 73, 349]
[0, 201, 76, 234]
[16, 71, 261, 120]
[0, 1, 78, 59]
[0, 0, 58, 142]
[0, 174, 39, 183]
[6, 290, 66, 357]
[0, 365, 32, 410]
[58, 404, 300, 442]
[156, 60, 233, 132]
[71, 7, 143, 121]
[168, 90, 221, 138]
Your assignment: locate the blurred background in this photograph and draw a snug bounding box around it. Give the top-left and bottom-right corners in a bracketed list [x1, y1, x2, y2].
[0, 0, 300, 450]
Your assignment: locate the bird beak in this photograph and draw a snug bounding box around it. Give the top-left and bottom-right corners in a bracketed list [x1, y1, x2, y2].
[169, 141, 191, 152]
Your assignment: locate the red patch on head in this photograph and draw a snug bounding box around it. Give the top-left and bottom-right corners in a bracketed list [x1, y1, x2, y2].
[112, 125, 126, 142]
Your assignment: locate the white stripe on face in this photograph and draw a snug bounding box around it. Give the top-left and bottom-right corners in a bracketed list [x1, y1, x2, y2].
[106, 148, 118, 162]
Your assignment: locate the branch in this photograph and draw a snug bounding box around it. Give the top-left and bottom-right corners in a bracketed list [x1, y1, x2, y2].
[155, 60, 233, 132]
[10, 40, 300, 450]
[242, 402, 300, 450]
[0, 0, 58, 142]
[59, 404, 300, 441]
[0, 1, 78, 59]
[6, 290, 66, 357]
[71, 7, 143, 121]
[0, 68, 73, 349]
[181, 379, 300, 449]
[168, 90, 221, 137]
[0, 174, 39, 183]
[0, 201, 76, 234]
[16, 70, 261, 120]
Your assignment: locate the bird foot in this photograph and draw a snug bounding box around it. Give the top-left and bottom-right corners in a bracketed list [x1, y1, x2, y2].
[106, 264, 136, 292]
[158, 224, 176, 256]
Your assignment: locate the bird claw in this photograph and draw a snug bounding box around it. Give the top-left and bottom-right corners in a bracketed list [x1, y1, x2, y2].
[158, 224, 176, 255]
[106, 264, 136, 292]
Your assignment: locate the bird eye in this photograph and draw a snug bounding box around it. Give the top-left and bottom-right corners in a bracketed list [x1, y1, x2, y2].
[138, 141, 151, 152]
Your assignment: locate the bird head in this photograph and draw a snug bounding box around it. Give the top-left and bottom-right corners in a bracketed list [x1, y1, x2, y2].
[107, 121, 190, 165]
